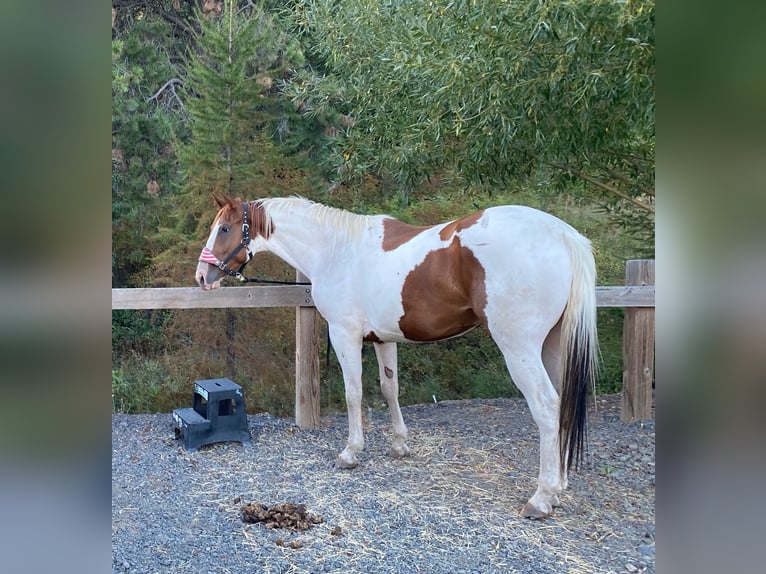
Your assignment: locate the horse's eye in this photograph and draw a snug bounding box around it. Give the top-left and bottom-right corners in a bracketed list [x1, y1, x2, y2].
[221, 225, 230, 234]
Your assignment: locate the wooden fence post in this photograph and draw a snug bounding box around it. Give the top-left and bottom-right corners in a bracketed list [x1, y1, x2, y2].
[621, 259, 655, 421]
[295, 271, 320, 428]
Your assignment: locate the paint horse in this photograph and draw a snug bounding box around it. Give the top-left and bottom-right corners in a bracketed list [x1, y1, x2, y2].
[195, 196, 598, 518]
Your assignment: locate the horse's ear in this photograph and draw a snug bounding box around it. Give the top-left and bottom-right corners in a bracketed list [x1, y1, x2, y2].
[212, 193, 233, 209]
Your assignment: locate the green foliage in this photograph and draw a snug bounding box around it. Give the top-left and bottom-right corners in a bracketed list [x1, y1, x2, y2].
[596, 309, 626, 394]
[112, 18, 184, 286]
[112, 360, 167, 414]
[112, 309, 171, 356]
[284, 0, 654, 243]
[112, 353, 194, 414]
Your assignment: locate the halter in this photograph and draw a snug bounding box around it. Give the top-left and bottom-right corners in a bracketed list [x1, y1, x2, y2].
[199, 202, 254, 282]
[199, 202, 310, 285]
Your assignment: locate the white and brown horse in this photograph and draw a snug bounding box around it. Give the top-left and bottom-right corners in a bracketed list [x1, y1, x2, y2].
[195, 195, 598, 518]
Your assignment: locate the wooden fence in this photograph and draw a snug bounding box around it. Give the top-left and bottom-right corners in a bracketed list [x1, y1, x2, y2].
[112, 260, 655, 426]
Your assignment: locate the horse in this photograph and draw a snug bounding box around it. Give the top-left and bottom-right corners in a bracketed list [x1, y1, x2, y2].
[195, 195, 599, 518]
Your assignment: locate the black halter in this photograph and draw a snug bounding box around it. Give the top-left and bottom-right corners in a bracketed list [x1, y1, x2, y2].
[213, 202, 310, 285]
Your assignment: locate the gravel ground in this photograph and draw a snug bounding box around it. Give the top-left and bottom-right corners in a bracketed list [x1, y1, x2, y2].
[112, 394, 654, 574]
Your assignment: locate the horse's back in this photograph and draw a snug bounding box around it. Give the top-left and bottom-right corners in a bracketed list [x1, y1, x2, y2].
[457, 205, 580, 279]
[463, 205, 579, 249]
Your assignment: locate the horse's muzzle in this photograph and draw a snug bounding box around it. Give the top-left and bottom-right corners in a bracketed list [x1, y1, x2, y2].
[196, 261, 222, 290]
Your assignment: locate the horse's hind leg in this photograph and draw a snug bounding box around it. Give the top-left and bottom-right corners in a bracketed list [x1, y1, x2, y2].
[493, 333, 564, 519]
[373, 342, 410, 458]
[542, 317, 567, 494]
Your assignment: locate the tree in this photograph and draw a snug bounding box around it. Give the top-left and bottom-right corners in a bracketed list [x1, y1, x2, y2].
[112, 17, 184, 287]
[284, 0, 654, 245]
[175, 0, 306, 236]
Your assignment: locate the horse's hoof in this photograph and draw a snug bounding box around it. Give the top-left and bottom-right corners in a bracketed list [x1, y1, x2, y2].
[335, 456, 358, 470]
[390, 444, 410, 459]
[390, 440, 410, 458]
[521, 502, 552, 520]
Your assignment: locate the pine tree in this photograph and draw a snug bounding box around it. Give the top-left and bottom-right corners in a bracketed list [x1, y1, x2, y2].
[176, 0, 305, 237]
[112, 17, 183, 287]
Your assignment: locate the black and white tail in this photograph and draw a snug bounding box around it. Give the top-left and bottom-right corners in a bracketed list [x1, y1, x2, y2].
[558, 231, 600, 472]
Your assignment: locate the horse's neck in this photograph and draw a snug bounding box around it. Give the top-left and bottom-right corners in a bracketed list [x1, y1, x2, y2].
[263, 200, 368, 280]
[265, 219, 324, 280]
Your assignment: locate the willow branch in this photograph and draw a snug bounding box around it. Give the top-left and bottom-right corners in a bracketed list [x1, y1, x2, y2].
[548, 163, 655, 214]
[601, 166, 655, 198]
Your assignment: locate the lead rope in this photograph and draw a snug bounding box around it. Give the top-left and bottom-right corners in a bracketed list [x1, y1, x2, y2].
[239, 276, 311, 285]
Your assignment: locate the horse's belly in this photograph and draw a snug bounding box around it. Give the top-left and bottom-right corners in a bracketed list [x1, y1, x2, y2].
[397, 305, 481, 342]
[363, 317, 480, 344]
[363, 296, 479, 343]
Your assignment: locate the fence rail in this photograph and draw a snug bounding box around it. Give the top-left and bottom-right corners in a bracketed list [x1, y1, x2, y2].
[112, 284, 653, 310]
[112, 285, 315, 309]
[112, 260, 655, 424]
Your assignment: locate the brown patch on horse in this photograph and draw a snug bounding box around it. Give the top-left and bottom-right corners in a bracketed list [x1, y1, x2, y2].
[384, 366, 394, 379]
[438, 210, 484, 241]
[248, 200, 275, 238]
[381, 219, 432, 251]
[398, 237, 488, 341]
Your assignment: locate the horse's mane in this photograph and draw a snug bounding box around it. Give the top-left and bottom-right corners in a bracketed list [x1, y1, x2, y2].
[258, 196, 379, 242]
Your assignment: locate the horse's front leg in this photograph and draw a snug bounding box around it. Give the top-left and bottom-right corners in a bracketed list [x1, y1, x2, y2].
[373, 342, 410, 459]
[329, 326, 365, 469]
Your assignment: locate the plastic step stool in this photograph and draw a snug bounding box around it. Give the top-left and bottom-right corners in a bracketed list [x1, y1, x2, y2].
[173, 378, 251, 451]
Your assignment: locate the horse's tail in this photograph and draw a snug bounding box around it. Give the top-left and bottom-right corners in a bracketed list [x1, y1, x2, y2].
[558, 230, 599, 473]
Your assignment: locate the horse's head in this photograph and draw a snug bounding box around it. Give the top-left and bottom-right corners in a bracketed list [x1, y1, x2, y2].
[195, 195, 270, 290]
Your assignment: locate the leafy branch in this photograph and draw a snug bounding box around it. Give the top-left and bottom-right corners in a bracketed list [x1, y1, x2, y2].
[547, 163, 655, 214]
